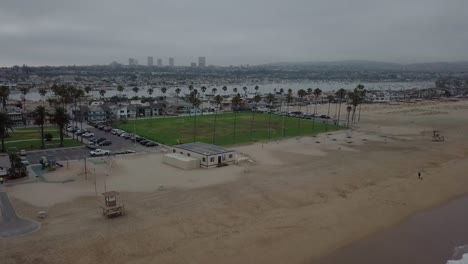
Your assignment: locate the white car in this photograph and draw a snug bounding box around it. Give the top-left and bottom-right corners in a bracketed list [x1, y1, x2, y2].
[90, 149, 111, 156]
[82, 132, 94, 137]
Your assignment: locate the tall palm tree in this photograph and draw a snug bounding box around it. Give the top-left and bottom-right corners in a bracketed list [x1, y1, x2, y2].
[211, 87, 217, 95]
[99, 89, 106, 100]
[132, 86, 139, 98]
[32, 105, 48, 149]
[188, 90, 201, 142]
[313, 88, 322, 115]
[279, 88, 284, 112]
[231, 94, 242, 144]
[326, 95, 334, 131]
[212, 95, 223, 144]
[188, 84, 194, 93]
[242, 86, 248, 95]
[297, 89, 307, 130]
[161, 87, 167, 99]
[0, 86, 10, 110]
[19, 87, 30, 125]
[116, 85, 124, 119]
[39, 88, 48, 104]
[175, 88, 181, 114]
[356, 84, 366, 122]
[233, 87, 238, 95]
[251, 94, 262, 139]
[0, 111, 13, 152]
[148, 87, 154, 98]
[50, 107, 70, 147]
[254, 85, 259, 94]
[335, 88, 346, 126]
[266, 93, 275, 139]
[222, 86, 227, 95]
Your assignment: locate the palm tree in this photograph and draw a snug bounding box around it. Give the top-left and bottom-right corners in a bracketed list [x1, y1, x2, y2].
[348, 85, 366, 124]
[188, 90, 201, 142]
[132, 87, 139, 98]
[32, 105, 48, 149]
[0, 85, 10, 110]
[175, 88, 181, 113]
[99, 89, 106, 100]
[85, 86, 92, 95]
[346, 105, 352, 128]
[313, 88, 322, 115]
[242, 86, 248, 95]
[231, 94, 242, 144]
[212, 95, 223, 144]
[19, 87, 30, 125]
[251, 94, 262, 139]
[188, 85, 194, 93]
[266, 93, 275, 139]
[211, 87, 217, 95]
[50, 107, 70, 147]
[254, 85, 259, 94]
[39, 88, 48, 104]
[356, 84, 366, 122]
[285, 90, 293, 136]
[0, 111, 13, 152]
[326, 95, 334, 131]
[148, 87, 154, 98]
[222, 86, 227, 95]
[297, 89, 307, 130]
[279, 88, 284, 112]
[233, 87, 238, 95]
[335, 88, 346, 126]
[161, 87, 167, 99]
[307, 88, 313, 114]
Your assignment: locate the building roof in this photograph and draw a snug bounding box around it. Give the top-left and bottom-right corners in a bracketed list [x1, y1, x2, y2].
[174, 142, 234, 156]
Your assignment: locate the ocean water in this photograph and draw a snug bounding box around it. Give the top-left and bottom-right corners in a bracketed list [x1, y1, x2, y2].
[447, 245, 468, 264]
[9, 80, 433, 101]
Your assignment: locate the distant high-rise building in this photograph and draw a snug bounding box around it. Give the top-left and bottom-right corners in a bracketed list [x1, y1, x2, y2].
[168, 57, 174, 67]
[129, 58, 139, 66]
[147, 56, 154, 66]
[157, 58, 163, 66]
[198, 57, 206, 67]
[190, 62, 197, 67]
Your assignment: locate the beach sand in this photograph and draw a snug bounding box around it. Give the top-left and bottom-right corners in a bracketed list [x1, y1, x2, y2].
[2, 99, 468, 264]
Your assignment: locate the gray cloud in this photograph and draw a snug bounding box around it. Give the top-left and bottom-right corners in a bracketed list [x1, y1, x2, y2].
[1, 0, 467, 66]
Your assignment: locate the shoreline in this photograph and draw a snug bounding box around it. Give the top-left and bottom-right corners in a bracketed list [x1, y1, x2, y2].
[315, 193, 468, 264]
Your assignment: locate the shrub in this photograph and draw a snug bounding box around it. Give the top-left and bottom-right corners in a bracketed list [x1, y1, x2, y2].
[45, 133, 53, 141]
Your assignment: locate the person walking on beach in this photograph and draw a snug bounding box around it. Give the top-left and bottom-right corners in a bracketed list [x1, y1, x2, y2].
[418, 172, 422, 180]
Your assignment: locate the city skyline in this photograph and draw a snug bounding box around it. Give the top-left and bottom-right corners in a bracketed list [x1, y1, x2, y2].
[1, 0, 468, 67]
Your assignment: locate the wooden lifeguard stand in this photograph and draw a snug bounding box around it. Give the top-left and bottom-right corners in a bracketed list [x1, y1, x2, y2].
[100, 191, 125, 217]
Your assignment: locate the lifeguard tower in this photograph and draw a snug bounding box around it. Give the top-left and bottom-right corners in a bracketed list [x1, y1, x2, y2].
[100, 191, 125, 217]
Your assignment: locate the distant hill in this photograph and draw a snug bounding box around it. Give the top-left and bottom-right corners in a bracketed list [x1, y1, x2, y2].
[262, 60, 468, 72]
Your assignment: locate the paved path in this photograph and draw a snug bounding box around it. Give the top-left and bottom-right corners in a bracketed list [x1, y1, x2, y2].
[0, 188, 40, 238]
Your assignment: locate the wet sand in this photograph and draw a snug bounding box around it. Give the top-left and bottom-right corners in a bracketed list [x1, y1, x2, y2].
[316, 194, 468, 264]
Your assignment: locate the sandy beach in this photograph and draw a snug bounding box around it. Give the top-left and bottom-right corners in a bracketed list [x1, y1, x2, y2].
[2, 99, 468, 264]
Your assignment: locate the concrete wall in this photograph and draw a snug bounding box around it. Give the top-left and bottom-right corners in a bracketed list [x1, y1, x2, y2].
[163, 153, 200, 170]
[171, 148, 236, 168]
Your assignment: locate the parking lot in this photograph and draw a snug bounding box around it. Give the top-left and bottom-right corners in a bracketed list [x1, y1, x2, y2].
[25, 124, 163, 165]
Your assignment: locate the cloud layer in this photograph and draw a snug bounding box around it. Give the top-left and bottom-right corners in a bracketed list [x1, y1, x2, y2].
[1, 0, 467, 66]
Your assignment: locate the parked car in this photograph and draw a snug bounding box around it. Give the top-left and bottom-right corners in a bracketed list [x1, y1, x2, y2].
[139, 140, 150, 145]
[97, 124, 105, 130]
[103, 126, 112, 132]
[145, 142, 158, 147]
[90, 149, 111, 156]
[123, 134, 133, 140]
[86, 143, 97, 150]
[115, 130, 125, 136]
[110, 129, 119, 135]
[20, 157, 29, 166]
[82, 132, 94, 137]
[135, 136, 145, 142]
[92, 137, 107, 144]
[119, 132, 128, 138]
[99, 140, 112, 146]
[19, 149, 27, 156]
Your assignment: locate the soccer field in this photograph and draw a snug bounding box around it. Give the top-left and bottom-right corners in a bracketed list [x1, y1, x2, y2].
[119, 112, 342, 146]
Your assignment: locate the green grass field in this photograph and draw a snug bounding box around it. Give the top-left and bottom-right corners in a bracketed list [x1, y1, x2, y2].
[4, 126, 81, 151]
[119, 112, 342, 146]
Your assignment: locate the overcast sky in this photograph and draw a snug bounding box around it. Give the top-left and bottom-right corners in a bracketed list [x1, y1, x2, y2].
[1, 0, 467, 67]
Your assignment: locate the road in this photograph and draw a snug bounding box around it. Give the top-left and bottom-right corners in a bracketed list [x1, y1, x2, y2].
[0, 188, 40, 238]
[25, 124, 162, 165]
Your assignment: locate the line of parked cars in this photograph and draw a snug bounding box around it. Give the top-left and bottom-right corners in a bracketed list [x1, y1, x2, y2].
[269, 111, 331, 120]
[92, 124, 159, 148]
[67, 125, 95, 138]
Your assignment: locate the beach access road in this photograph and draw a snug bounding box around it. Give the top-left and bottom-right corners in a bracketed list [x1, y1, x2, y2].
[0, 188, 39, 238]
